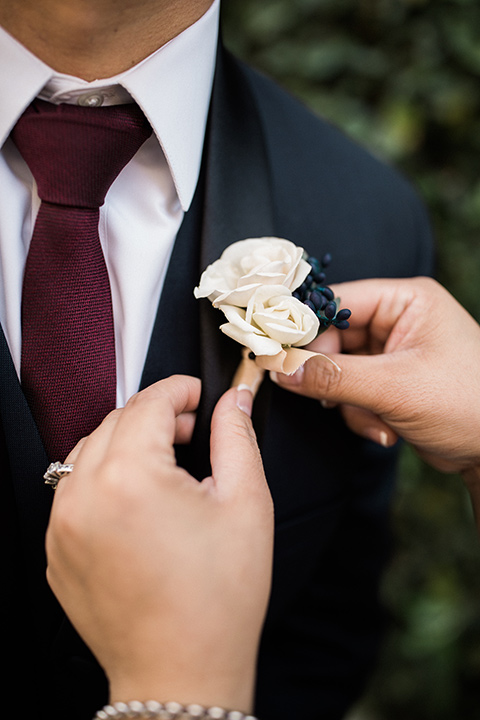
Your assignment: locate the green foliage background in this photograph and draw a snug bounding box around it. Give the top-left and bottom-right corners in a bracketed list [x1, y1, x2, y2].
[221, 1, 480, 718]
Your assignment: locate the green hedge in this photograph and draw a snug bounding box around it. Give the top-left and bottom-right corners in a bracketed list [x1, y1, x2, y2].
[222, 1, 480, 717]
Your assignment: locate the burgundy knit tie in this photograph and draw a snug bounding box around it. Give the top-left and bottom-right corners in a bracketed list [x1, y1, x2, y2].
[11, 99, 152, 461]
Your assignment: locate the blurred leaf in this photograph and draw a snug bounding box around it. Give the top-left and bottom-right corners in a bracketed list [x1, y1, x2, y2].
[443, 14, 480, 74]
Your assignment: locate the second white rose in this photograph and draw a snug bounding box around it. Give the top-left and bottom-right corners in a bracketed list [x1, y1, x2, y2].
[218, 285, 320, 357]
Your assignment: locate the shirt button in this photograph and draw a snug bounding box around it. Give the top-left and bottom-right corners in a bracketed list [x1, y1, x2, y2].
[77, 92, 104, 107]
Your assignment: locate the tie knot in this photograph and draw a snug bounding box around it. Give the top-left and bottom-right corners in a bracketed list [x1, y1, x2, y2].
[11, 99, 152, 208]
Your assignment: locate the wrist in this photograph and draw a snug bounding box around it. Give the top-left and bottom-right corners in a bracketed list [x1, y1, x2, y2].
[108, 664, 256, 715]
[106, 629, 260, 713]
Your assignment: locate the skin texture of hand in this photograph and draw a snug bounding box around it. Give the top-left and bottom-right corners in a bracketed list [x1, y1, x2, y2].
[46, 375, 274, 713]
[271, 277, 480, 528]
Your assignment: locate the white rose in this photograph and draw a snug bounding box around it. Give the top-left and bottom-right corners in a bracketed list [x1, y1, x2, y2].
[218, 285, 319, 356]
[193, 237, 311, 307]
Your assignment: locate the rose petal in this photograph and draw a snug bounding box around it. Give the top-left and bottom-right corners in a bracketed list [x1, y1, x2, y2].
[290, 257, 312, 291]
[218, 304, 264, 335]
[196, 238, 309, 307]
[248, 291, 320, 346]
[213, 283, 263, 308]
[220, 322, 283, 356]
[244, 285, 289, 324]
[253, 315, 312, 345]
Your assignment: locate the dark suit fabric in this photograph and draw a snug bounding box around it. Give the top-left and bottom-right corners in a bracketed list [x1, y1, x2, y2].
[1, 43, 433, 720]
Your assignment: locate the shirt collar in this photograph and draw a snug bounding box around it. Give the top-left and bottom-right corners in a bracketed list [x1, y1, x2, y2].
[0, 0, 220, 211]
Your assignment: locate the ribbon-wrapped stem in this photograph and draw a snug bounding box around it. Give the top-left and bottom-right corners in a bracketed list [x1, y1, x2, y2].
[231, 347, 265, 397]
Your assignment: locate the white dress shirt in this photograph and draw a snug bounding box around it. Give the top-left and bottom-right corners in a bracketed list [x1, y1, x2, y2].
[0, 0, 219, 407]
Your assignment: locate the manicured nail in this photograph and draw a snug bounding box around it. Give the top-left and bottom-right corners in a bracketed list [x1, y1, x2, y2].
[269, 365, 304, 386]
[320, 399, 335, 409]
[364, 428, 392, 447]
[236, 384, 253, 416]
[379, 431, 389, 447]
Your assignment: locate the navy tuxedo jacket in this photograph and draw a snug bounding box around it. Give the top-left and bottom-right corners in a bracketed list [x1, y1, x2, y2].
[1, 45, 433, 719]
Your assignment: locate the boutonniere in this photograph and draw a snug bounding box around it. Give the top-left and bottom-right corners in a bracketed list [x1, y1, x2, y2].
[194, 237, 351, 393]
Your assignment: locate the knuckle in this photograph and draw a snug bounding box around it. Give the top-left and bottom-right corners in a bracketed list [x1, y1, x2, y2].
[48, 501, 82, 547]
[125, 387, 154, 409]
[306, 356, 342, 399]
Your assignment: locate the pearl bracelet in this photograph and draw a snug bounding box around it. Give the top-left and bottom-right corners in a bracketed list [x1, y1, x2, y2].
[93, 701, 259, 720]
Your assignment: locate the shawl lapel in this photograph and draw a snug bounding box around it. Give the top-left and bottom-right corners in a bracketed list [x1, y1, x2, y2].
[193, 45, 278, 478]
[142, 44, 277, 479]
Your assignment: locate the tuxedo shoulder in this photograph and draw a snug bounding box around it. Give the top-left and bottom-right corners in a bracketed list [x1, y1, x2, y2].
[230, 53, 434, 278]
[237, 55, 410, 191]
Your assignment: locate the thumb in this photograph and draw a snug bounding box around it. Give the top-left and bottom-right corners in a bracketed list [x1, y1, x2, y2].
[271, 351, 399, 416]
[209, 386, 270, 499]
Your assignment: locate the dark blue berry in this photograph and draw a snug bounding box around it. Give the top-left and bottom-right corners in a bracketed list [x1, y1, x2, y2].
[321, 287, 335, 302]
[324, 301, 337, 320]
[309, 289, 325, 310]
[304, 299, 316, 312]
[335, 308, 352, 322]
[321, 253, 332, 268]
[335, 320, 350, 330]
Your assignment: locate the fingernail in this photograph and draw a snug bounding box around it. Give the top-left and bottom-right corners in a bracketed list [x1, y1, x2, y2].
[236, 384, 253, 416]
[364, 428, 392, 447]
[320, 399, 335, 409]
[269, 365, 304, 386]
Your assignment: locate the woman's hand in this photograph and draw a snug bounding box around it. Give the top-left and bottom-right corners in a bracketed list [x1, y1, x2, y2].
[46, 375, 274, 714]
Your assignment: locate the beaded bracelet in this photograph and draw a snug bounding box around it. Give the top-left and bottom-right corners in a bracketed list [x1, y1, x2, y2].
[93, 701, 259, 720]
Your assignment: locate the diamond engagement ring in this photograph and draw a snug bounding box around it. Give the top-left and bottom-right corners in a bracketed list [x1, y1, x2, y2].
[44, 461, 74, 489]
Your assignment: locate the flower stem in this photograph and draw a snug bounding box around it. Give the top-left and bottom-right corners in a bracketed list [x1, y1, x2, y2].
[231, 347, 265, 397]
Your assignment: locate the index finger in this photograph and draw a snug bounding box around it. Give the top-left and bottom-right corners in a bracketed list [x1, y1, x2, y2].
[61, 375, 201, 489]
[327, 277, 423, 354]
[109, 375, 202, 458]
